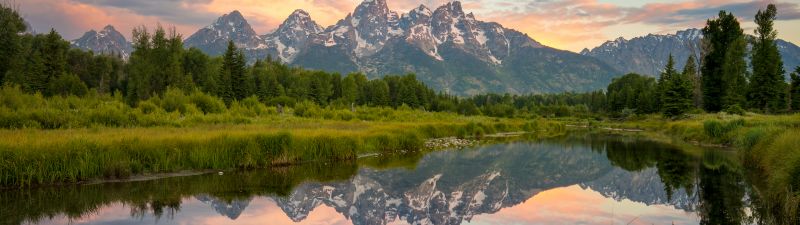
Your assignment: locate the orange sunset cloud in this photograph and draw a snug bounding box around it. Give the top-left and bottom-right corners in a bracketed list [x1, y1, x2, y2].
[17, 0, 800, 52]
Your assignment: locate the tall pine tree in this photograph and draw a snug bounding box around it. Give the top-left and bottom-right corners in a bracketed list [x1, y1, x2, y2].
[748, 4, 785, 113]
[219, 41, 247, 104]
[0, 3, 26, 85]
[701, 11, 748, 112]
[683, 55, 702, 109]
[660, 55, 694, 117]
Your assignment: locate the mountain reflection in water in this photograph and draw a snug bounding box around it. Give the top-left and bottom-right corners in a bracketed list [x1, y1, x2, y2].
[5, 134, 755, 225]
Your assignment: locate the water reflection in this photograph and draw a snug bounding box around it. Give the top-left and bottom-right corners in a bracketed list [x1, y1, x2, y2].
[3, 134, 755, 225]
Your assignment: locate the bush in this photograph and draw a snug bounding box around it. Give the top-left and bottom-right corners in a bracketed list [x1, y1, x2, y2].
[724, 104, 746, 115]
[189, 91, 225, 114]
[90, 102, 130, 127]
[267, 96, 296, 107]
[159, 88, 190, 113]
[293, 101, 321, 118]
[137, 101, 162, 114]
[47, 74, 88, 97]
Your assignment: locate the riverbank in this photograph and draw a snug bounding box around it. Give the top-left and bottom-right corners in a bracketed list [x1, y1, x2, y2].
[592, 113, 800, 224]
[0, 115, 569, 188]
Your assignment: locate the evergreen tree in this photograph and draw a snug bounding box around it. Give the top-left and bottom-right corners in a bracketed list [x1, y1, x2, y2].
[232, 46, 248, 100]
[661, 55, 694, 118]
[748, 4, 785, 113]
[683, 55, 702, 109]
[701, 11, 748, 112]
[126, 26, 154, 102]
[219, 41, 246, 104]
[0, 3, 26, 85]
[791, 67, 800, 111]
[721, 36, 748, 109]
[606, 73, 658, 115]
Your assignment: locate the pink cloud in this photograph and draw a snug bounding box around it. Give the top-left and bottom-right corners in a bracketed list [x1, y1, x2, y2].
[15, 0, 800, 52]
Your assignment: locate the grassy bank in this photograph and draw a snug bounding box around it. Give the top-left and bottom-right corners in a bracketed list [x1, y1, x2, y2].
[0, 86, 571, 188]
[0, 118, 563, 188]
[595, 113, 800, 224]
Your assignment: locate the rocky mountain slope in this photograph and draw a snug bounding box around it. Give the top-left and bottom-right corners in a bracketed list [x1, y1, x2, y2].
[582, 28, 800, 78]
[184, 0, 620, 95]
[70, 25, 133, 59]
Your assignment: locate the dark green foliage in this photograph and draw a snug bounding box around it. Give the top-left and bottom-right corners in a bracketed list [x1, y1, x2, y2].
[659, 55, 694, 118]
[47, 73, 88, 97]
[701, 11, 748, 112]
[126, 26, 193, 103]
[0, 3, 26, 85]
[749, 4, 786, 113]
[607, 73, 658, 115]
[791, 67, 800, 111]
[219, 41, 247, 104]
[684, 55, 703, 109]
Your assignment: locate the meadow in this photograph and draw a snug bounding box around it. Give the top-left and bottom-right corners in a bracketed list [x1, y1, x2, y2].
[0, 86, 565, 187]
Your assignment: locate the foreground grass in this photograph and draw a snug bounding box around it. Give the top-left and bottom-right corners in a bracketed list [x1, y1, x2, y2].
[0, 86, 570, 188]
[595, 113, 800, 224]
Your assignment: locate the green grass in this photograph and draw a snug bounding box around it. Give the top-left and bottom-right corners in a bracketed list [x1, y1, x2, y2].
[0, 87, 571, 187]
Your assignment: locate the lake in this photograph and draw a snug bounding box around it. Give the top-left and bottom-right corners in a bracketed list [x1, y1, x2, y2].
[3, 133, 763, 225]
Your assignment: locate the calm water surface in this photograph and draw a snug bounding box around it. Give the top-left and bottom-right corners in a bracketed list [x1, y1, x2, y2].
[4, 134, 761, 225]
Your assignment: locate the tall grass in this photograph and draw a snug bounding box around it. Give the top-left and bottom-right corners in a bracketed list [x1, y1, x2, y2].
[0, 118, 551, 188]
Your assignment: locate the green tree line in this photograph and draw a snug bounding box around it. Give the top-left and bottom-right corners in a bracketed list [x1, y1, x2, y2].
[2, 3, 799, 119]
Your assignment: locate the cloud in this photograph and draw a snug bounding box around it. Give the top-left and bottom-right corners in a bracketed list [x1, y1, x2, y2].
[628, 0, 800, 27]
[70, 0, 218, 24]
[15, 0, 800, 52]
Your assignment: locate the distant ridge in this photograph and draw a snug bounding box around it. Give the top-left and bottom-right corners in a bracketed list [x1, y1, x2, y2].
[582, 28, 800, 78]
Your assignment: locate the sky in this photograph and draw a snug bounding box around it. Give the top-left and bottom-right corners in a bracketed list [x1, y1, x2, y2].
[13, 0, 800, 52]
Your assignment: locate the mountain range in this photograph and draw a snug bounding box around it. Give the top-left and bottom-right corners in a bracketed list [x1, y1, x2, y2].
[581, 28, 800, 78]
[68, 0, 800, 95]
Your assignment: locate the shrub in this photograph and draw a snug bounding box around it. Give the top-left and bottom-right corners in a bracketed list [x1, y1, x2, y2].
[47, 74, 88, 97]
[90, 102, 130, 127]
[293, 101, 321, 118]
[724, 104, 746, 115]
[189, 91, 225, 114]
[267, 96, 296, 107]
[160, 88, 191, 113]
[137, 101, 162, 114]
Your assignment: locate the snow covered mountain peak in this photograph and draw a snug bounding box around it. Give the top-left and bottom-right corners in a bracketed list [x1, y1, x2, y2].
[71, 25, 132, 59]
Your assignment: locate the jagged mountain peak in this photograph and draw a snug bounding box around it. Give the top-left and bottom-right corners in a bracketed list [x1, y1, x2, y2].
[101, 25, 117, 32]
[210, 10, 252, 31]
[71, 24, 132, 59]
[184, 10, 261, 55]
[436, 1, 466, 17]
[353, 0, 390, 21]
[289, 9, 310, 17]
[412, 4, 432, 16]
[276, 9, 323, 33]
